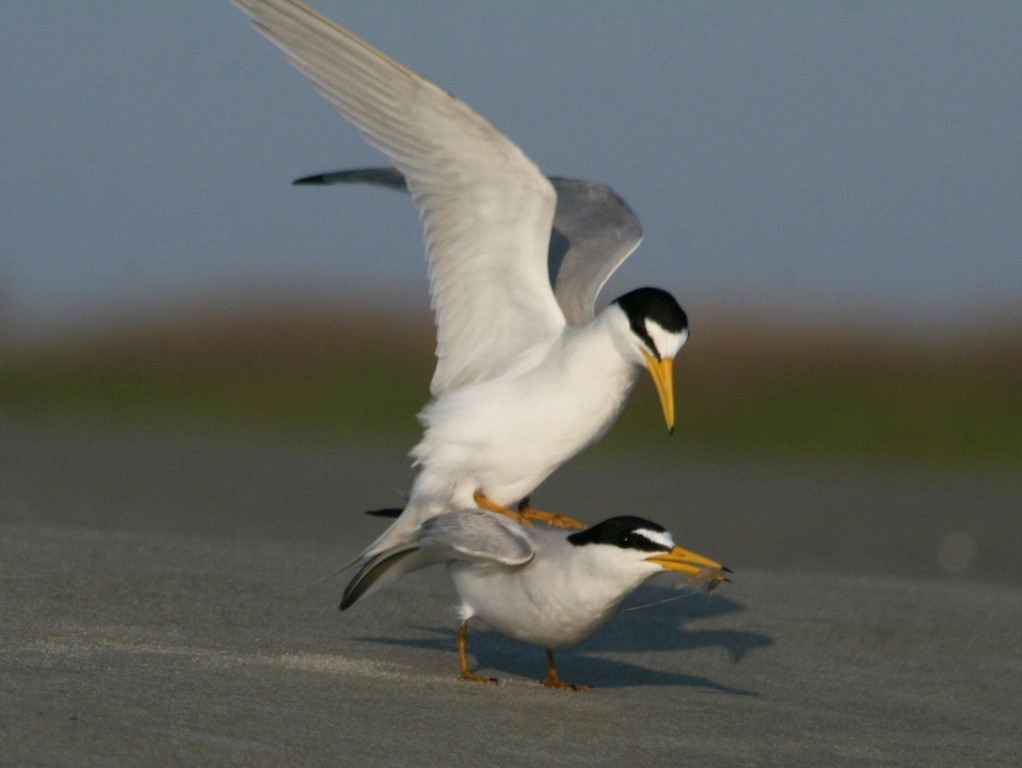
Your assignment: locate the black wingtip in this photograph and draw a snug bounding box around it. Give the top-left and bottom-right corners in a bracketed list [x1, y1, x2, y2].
[339, 546, 419, 611]
[290, 167, 410, 190]
[339, 580, 361, 611]
[365, 507, 403, 519]
[723, 566, 734, 574]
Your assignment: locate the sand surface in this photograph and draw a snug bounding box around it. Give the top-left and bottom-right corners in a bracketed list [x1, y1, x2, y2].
[2, 422, 1019, 766]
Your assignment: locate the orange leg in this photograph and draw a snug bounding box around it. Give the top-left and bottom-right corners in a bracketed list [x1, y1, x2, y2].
[539, 647, 590, 691]
[518, 497, 586, 530]
[473, 490, 532, 526]
[457, 621, 498, 685]
[472, 491, 586, 530]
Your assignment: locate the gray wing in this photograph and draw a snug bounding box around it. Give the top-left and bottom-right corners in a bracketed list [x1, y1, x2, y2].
[340, 543, 426, 610]
[416, 510, 534, 566]
[545, 177, 644, 324]
[341, 509, 533, 610]
[295, 167, 644, 325]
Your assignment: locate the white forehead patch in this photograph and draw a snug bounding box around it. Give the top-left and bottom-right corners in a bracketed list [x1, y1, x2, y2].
[644, 320, 688, 359]
[637, 528, 675, 550]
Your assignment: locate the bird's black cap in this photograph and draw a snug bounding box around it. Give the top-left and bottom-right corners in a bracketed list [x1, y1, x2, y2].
[614, 288, 687, 333]
[613, 288, 688, 359]
[568, 516, 671, 553]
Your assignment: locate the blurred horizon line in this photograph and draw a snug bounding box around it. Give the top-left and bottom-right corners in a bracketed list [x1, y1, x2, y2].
[4, 284, 1020, 358]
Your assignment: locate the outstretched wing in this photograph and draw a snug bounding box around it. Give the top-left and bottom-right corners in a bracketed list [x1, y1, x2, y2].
[295, 168, 644, 325]
[232, 0, 566, 394]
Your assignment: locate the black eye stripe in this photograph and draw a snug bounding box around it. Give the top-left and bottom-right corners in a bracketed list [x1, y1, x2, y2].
[613, 288, 689, 351]
[620, 533, 668, 552]
[568, 516, 671, 552]
[632, 319, 660, 360]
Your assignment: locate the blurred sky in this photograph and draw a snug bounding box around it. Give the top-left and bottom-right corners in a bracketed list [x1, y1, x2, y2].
[2, 1, 1020, 341]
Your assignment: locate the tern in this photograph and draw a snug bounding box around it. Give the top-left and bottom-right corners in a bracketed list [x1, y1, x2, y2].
[341, 509, 728, 690]
[232, 1, 689, 544]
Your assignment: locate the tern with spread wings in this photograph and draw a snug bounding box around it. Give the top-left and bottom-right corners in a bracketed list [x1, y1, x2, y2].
[231, 1, 690, 566]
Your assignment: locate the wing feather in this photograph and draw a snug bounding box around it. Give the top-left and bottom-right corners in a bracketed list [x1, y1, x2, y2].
[417, 510, 534, 566]
[233, 0, 566, 393]
[295, 168, 645, 324]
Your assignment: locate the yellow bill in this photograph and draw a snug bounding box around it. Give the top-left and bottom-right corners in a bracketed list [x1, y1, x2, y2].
[645, 545, 730, 590]
[640, 348, 675, 434]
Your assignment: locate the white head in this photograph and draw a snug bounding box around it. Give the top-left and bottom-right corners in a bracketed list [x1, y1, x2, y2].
[566, 516, 726, 590]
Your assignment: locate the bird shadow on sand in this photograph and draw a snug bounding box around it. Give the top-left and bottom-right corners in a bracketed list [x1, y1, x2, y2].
[356, 585, 770, 693]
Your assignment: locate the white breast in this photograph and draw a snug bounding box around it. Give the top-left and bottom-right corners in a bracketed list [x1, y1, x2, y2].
[410, 320, 638, 508]
[448, 530, 650, 648]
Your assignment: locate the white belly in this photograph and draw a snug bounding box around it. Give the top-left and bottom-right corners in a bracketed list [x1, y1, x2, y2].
[448, 569, 610, 648]
[448, 532, 646, 648]
[410, 341, 637, 507]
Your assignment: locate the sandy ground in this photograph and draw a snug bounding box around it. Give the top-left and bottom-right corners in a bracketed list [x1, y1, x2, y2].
[2, 421, 1020, 766]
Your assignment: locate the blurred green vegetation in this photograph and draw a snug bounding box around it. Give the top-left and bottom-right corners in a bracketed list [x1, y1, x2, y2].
[2, 310, 1019, 469]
